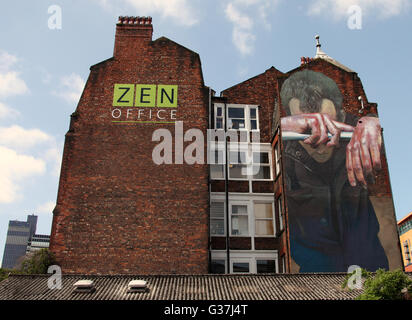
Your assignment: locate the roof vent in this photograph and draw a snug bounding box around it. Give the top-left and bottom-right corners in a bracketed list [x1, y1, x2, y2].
[127, 279, 149, 293]
[73, 280, 96, 293]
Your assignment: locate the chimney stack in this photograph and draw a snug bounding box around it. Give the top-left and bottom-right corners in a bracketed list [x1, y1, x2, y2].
[114, 16, 153, 58]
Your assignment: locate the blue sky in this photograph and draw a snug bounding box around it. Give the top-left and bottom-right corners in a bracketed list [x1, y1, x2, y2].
[0, 0, 411, 263]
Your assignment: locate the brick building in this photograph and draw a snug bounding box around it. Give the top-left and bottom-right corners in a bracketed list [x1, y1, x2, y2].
[398, 212, 412, 272]
[49, 17, 403, 274]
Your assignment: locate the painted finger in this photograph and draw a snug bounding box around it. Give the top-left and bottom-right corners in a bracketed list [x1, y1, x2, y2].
[353, 145, 367, 187]
[370, 143, 382, 171]
[324, 115, 340, 147]
[333, 120, 355, 132]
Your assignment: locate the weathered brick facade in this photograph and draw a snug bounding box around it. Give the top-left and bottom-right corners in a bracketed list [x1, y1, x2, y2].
[50, 17, 402, 275]
[49, 17, 210, 274]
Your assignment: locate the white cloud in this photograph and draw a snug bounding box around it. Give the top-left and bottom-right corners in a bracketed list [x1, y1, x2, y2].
[43, 146, 63, 177]
[308, 0, 411, 19]
[35, 201, 55, 215]
[0, 51, 29, 98]
[0, 146, 46, 203]
[0, 102, 20, 119]
[224, 0, 280, 55]
[0, 125, 53, 150]
[94, 0, 198, 26]
[0, 71, 29, 99]
[54, 73, 85, 104]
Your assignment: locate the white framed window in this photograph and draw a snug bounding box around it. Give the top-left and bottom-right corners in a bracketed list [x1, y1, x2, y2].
[215, 104, 224, 129]
[210, 201, 225, 236]
[277, 196, 284, 232]
[252, 152, 271, 180]
[231, 260, 250, 273]
[256, 259, 277, 274]
[274, 142, 281, 177]
[213, 103, 259, 132]
[230, 202, 250, 236]
[211, 259, 226, 274]
[254, 202, 275, 236]
[250, 106, 259, 131]
[210, 150, 225, 180]
[229, 150, 248, 180]
[211, 251, 279, 274]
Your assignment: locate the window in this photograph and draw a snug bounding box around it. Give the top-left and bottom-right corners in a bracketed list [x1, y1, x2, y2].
[254, 203, 274, 236]
[274, 142, 281, 177]
[232, 262, 250, 273]
[229, 151, 248, 179]
[277, 197, 284, 232]
[281, 255, 286, 273]
[231, 204, 249, 236]
[256, 260, 276, 273]
[252, 152, 271, 180]
[214, 103, 259, 132]
[210, 202, 225, 236]
[227, 150, 272, 181]
[211, 260, 226, 274]
[215, 105, 224, 129]
[250, 107, 258, 130]
[210, 150, 224, 179]
[228, 106, 246, 129]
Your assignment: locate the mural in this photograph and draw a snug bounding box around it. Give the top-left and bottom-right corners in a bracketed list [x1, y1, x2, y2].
[280, 70, 397, 273]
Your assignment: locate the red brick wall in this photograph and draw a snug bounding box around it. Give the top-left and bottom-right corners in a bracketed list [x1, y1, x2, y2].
[49, 19, 210, 274]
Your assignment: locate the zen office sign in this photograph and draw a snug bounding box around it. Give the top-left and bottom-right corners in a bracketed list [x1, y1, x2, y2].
[111, 84, 178, 124]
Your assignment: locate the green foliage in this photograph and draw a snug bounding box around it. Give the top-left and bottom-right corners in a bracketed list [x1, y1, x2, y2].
[356, 269, 412, 300]
[0, 268, 21, 282]
[341, 268, 372, 289]
[19, 249, 56, 274]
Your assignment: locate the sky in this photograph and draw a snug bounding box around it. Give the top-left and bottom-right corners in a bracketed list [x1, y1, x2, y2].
[0, 0, 411, 263]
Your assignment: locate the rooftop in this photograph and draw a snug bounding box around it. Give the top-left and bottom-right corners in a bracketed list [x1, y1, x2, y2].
[0, 273, 369, 300]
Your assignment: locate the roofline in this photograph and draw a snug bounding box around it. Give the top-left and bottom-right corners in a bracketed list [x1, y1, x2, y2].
[398, 212, 412, 225]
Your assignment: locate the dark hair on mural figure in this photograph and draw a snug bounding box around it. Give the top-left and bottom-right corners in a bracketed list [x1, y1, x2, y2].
[281, 69, 345, 122]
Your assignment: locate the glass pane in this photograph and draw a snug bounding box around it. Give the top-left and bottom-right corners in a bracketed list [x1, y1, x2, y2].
[254, 203, 273, 219]
[229, 164, 248, 179]
[216, 118, 223, 129]
[257, 260, 276, 273]
[252, 165, 271, 179]
[255, 220, 274, 236]
[228, 107, 245, 119]
[216, 107, 222, 117]
[229, 151, 246, 164]
[251, 120, 257, 130]
[211, 260, 225, 274]
[211, 219, 225, 235]
[253, 152, 269, 164]
[213, 150, 224, 164]
[210, 165, 224, 179]
[231, 215, 248, 236]
[233, 262, 249, 273]
[250, 108, 256, 119]
[211, 202, 224, 218]
[230, 119, 245, 129]
[232, 205, 248, 214]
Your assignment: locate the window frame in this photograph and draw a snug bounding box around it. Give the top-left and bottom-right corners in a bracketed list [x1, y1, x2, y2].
[253, 201, 276, 237]
[210, 200, 226, 237]
[230, 201, 251, 237]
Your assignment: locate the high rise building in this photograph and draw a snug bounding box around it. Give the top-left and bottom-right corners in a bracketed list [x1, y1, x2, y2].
[1, 215, 38, 269]
[49, 17, 403, 274]
[26, 234, 50, 254]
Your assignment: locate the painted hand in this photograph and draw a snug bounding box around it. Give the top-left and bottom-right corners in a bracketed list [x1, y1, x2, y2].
[346, 116, 382, 187]
[281, 113, 354, 147]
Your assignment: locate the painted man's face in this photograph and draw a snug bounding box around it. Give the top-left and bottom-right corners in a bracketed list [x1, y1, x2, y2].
[289, 98, 337, 163]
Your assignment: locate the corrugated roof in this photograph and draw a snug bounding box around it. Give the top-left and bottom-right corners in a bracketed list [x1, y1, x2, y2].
[0, 273, 364, 300]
